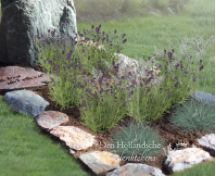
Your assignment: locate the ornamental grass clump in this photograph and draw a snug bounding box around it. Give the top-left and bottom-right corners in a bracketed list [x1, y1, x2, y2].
[170, 99, 215, 133]
[111, 123, 164, 161]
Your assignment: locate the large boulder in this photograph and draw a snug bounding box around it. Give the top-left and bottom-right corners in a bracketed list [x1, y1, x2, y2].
[0, 0, 77, 67]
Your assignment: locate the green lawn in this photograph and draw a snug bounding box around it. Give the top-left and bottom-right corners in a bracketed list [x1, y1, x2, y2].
[78, 0, 215, 93]
[0, 97, 88, 176]
[172, 162, 215, 176]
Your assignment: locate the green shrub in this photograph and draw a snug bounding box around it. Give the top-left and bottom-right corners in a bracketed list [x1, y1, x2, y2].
[111, 123, 164, 161]
[170, 99, 215, 133]
[74, 0, 189, 21]
[81, 84, 129, 132]
[128, 47, 201, 122]
[38, 26, 205, 132]
[38, 26, 128, 131]
[128, 85, 172, 122]
[38, 38, 85, 110]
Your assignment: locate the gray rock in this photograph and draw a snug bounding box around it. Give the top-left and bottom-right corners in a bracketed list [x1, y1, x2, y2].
[115, 53, 161, 86]
[0, 0, 77, 67]
[4, 90, 49, 117]
[197, 134, 215, 153]
[79, 151, 121, 175]
[164, 147, 213, 173]
[36, 111, 69, 131]
[107, 163, 165, 176]
[192, 91, 215, 105]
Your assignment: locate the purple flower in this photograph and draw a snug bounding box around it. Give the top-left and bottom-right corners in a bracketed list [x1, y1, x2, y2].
[95, 24, 102, 34]
[66, 50, 73, 60]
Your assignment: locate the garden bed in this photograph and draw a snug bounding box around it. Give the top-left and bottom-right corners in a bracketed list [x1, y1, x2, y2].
[33, 85, 211, 171]
[0, 63, 214, 176]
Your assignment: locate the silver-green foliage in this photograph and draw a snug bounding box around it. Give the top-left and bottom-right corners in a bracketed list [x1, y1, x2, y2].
[111, 123, 164, 160]
[171, 99, 215, 133]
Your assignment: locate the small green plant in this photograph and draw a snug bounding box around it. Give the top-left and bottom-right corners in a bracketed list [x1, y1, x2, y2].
[128, 85, 172, 122]
[111, 123, 164, 161]
[81, 84, 129, 132]
[77, 25, 127, 75]
[170, 99, 215, 133]
[128, 48, 202, 122]
[38, 37, 85, 110]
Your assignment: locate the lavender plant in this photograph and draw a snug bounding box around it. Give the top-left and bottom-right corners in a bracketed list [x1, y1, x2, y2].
[38, 33, 84, 110]
[38, 26, 129, 131]
[38, 26, 204, 132]
[77, 24, 127, 75]
[128, 48, 202, 122]
[81, 81, 129, 132]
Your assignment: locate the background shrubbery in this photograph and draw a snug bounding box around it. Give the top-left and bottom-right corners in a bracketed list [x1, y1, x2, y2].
[0, 0, 189, 21]
[74, 0, 189, 21]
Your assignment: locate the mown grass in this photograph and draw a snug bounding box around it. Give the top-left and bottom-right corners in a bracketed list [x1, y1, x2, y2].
[172, 162, 215, 176]
[78, 0, 215, 93]
[0, 97, 88, 176]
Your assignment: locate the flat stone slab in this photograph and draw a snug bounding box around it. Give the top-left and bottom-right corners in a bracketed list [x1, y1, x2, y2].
[0, 66, 50, 91]
[50, 126, 96, 150]
[192, 91, 215, 105]
[79, 151, 121, 175]
[197, 134, 215, 151]
[164, 147, 213, 173]
[4, 90, 49, 117]
[107, 163, 165, 176]
[36, 111, 69, 131]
